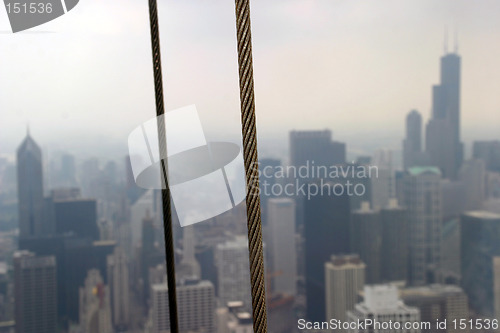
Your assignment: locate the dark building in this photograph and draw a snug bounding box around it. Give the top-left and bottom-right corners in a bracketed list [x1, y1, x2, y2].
[53, 198, 99, 240]
[425, 50, 463, 179]
[19, 235, 115, 326]
[304, 182, 350, 321]
[17, 131, 44, 238]
[472, 141, 500, 172]
[351, 202, 382, 284]
[460, 211, 500, 317]
[14, 251, 57, 333]
[380, 200, 409, 283]
[290, 130, 345, 168]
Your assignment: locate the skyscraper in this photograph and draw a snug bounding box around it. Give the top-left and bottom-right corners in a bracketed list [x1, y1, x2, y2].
[79, 269, 113, 333]
[267, 198, 297, 296]
[325, 254, 365, 326]
[351, 202, 382, 284]
[380, 199, 409, 283]
[107, 247, 130, 330]
[304, 182, 351, 321]
[215, 236, 252, 310]
[17, 131, 44, 238]
[403, 110, 425, 170]
[151, 278, 215, 333]
[425, 48, 463, 179]
[403, 167, 442, 286]
[460, 210, 500, 317]
[14, 251, 57, 333]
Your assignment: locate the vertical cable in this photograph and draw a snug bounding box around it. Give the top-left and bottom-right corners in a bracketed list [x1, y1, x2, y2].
[147, 0, 179, 332]
[234, 0, 268, 331]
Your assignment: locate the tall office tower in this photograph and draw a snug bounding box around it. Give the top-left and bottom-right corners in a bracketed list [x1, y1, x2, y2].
[372, 149, 395, 209]
[17, 131, 44, 238]
[402, 285, 469, 333]
[14, 251, 57, 333]
[325, 254, 365, 326]
[403, 110, 425, 170]
[79, 269, 113, 333]
[425, 48, 463, 179]
[178, 225, 201, 279]
[458, 159, 486, 210]
[107, 247, 130, 330]
[460, 211, 500, 317]
[151, 279, 215, 333]
[403, 167, 442, 286]
[267, 198, 297, 296]
[351, 202, 382, 284]
[380, 199, 409, 282]
[347, 285, 421, 333]
[290, 130, 347, 227]
[304, 183, 350, 321]
[290, 130, 346, 168]
[259, 158, 281, 226]
[215, 236, 252, 310]
[53, 198, 99, 240]
[141, 211, 164, 306]
[472, 140, 500, 172]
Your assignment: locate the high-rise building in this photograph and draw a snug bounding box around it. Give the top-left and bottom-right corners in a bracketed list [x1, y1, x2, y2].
[460, 211, 500, 317]
[372, 149, 395, 209]
[290, 130, 346, 169]
[177, 225, 201, 279]
[107, 247, 130, 330]
[458, 159, 486, 211]
[347, 285, 421, 333]
[151, 278, 215, 333]
[17, 131, 44, 238]
[141, 211, 164, 306]
[14, 251, 57, 333]
[304, 183, 351, 321]
[351, 202, 382, 284]
[403, 110, 427, 170]
[380, 199, 409, 283]
[53, 198, 99, 240]
[325, 254, 365, 326]
[425, 49, 463, 179]
[403, 167, 442, 286]
[79, 269, 113, 333]
[401, 284, 469, 333]
[267, 198, 297, 296]
[258, 158, 281, 225]
[215, 236, 252, 310]
[472, 141, 500, 172]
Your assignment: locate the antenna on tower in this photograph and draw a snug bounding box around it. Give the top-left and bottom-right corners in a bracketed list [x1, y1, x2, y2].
[444, 25, 449, 54]
[454, 27, 459, 54]
[26, 122, 30, 136]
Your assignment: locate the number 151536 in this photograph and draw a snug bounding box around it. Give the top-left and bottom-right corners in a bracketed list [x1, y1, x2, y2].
[6, 2, 53, 14]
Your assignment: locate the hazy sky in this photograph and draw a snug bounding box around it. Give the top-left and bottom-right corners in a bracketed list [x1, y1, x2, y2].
[1, 0, 499, 160]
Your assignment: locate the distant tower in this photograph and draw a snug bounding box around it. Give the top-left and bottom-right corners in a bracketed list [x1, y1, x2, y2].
[267, 198, 297, 296]
[215, 236, 252, 311]
[304, 182, 351, 321]
[325, 254, 365, 328]
[178, 225, 201, 279]
[14, 251, 57, 333]
[425, 45, 463, 179]
[351, 202, 382, 284]
[79, 269, 113, 333]
[17, 130, 44, 238]
[107, 247, 130, 330]
[404, 167, 442, 286]
[403, 110, 423, 170]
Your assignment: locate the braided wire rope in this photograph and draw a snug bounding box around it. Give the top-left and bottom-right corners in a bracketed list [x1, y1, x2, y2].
[147, 0, 179, 332]
[234, 0, 268, 331]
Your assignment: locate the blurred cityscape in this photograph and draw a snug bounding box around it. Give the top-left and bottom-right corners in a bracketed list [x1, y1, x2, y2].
[0, 42, 500, 333]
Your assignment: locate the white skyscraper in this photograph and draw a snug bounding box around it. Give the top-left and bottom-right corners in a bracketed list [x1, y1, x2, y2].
[348, 285, 421, 333]
[325, 254, 365, 325]
[107, 247, 130, 330]
[215, 236, 252, 310]
[267, 198, 297, 296]
[79, 269, 113, 333]
[151, 278, 215, 333]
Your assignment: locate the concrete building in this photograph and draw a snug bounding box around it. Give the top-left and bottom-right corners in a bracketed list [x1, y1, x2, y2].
[14, 251, 57, 333]
[325, 255, 365, 325]
[107, 247, 130, 330]
[79, 269, 113, 333]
